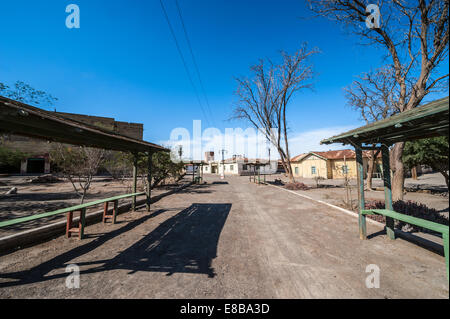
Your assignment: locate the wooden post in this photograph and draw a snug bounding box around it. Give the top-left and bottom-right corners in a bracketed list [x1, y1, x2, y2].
[66, 211, 73, 238]
[79, 208, 86, 240]
[113, 200, 118, 224]
[102, 202, 109, 223]
[132, 154, 138, 211]
[146, 151, 152, 212]
[356, 146, 367, 240]
[382, 144, 395, 240]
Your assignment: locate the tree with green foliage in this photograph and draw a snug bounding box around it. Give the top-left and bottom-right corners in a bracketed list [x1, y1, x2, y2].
[0, 146, 28, 173]
[403, 137, 449, 189]
[136, 150, 185, 191]
[102, 151, 134, 182]
[0, 81, 57, 109]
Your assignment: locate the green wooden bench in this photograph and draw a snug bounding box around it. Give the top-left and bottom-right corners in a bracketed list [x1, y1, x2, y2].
[361, 209, 449, 280]
[0, 192, 145, 240]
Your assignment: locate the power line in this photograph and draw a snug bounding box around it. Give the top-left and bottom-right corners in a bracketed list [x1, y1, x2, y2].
[174, 0, 215, 126]
[159, 0, 212, 127]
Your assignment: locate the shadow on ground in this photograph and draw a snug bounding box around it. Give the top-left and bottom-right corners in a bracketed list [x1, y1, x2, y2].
[0, 203, 231, 288]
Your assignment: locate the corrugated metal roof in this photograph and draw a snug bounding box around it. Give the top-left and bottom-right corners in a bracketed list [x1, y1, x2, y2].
[321, 96, 449, 146]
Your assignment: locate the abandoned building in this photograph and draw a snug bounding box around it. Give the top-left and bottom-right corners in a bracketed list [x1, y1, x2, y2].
[0, 112, 143, 174]
[202, 153, 278, 176]
[290, 149, 383, 179]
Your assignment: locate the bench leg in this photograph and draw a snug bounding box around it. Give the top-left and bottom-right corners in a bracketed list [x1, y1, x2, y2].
[359, 212, 367, 240]
[443, 233, 449, 281]
[112, 200, 118, 224]
[386, 217, 395, 240]
[79, 208, 86, 240]
[66, 211, 73, 238]
[102, 202, 109, 223]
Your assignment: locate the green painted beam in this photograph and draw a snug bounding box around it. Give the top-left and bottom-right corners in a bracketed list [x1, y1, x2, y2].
[355, 147, 367, 240]
[361, 209, 449, 235]
[381, 144, 395, 240]
[0, 192, 145, 228]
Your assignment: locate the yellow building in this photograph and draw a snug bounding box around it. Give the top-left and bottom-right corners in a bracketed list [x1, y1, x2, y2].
[291, 150, 382, 179]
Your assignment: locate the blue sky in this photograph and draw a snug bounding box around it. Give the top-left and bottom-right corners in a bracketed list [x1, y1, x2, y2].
[0, 1, 447, 159]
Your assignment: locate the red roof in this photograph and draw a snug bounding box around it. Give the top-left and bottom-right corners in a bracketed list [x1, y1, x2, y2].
[291, 149, 381, 161]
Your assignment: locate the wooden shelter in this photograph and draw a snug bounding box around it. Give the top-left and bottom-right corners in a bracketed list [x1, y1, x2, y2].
[0, 96, 169, 234]
[321, 96, 449, 280]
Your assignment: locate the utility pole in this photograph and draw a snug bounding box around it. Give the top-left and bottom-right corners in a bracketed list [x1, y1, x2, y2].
[178, 145, 183, 162]
[219, 149, 227, 179]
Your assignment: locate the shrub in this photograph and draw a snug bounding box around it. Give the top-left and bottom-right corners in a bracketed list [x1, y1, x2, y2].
[285, 182, 310, 190]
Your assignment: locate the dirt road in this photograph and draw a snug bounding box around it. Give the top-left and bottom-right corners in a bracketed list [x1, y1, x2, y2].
[0, 175, 448, 298]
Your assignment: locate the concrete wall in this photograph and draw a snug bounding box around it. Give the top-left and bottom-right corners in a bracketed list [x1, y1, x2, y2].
[291, 156, 383, 179]
[292, 154, 328, 179]
[202, 161, 278, 176]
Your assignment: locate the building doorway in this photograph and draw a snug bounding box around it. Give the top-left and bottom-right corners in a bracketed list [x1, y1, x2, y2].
[26, 158, 45, 174]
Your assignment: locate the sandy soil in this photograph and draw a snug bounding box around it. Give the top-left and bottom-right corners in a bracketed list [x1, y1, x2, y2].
[0, 176, 190, 237]
[0, 175, 447, 298]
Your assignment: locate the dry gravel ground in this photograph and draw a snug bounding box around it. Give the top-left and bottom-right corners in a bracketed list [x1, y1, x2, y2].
[0, 175, 448, 298]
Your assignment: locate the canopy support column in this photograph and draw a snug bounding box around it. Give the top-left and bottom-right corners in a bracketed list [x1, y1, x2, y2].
[381, 144, 395, 239]
[132, 154, 138, 211]
[356, 146, 366, 240]
[146, 151, 152, 212]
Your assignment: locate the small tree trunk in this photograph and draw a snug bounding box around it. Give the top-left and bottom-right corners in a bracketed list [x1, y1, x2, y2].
[411, 166, 417, 180]
[80, 190, 86, 204]
[391, 142, 405, 201]
[286, 160, 295, 183]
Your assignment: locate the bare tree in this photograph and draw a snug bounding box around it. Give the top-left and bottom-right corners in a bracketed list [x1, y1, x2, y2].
[309, 0, 449, 200]
[232, 44, 319, 182]
[345, 66, 407, 189]
[50, 144, 106, 204]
